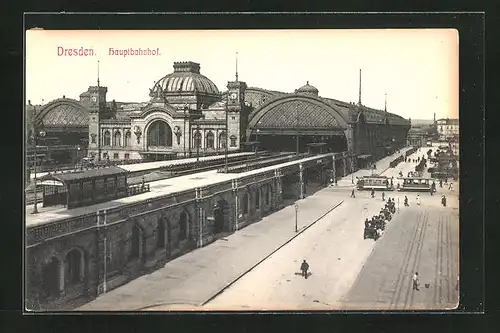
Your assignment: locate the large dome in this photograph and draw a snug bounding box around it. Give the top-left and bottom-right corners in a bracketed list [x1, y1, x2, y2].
[151, 61, 220, 97]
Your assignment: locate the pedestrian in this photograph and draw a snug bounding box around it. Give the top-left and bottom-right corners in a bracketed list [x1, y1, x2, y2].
[412, 272, 420, 291]
[364, 218, 370, 229]
[382, 192, 385, 201]
[416, 194, 421, 206]
[371, 189, 375, 198]
[351, 189, 356, 198]
[449, 183, 453, 191]
[441, 195, 447, 207]
[404, 196, 409, 206]
[440, 179, 443, 188]
[300, 260, 310, 279]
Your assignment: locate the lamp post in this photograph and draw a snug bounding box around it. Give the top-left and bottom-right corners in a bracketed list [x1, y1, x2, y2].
[196, 123, 200, 163]
[225, 98, 228, 172]
[255, 128, 260, 156]
[296, 108, 300, 158]
[31, 128, 46, 214]
[294, 203, 298, 232]
[183, 105, 188, 157]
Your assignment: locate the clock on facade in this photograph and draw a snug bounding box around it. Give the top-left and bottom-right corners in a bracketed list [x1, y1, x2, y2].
[92, 96, 97, 102]
[230, 92, 238, 100]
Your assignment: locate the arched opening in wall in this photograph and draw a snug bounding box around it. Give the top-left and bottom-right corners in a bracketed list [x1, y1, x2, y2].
[65, 249, 84, 287]
[129, 225, 142, 260]
[206, 131, 214, 149]
[219, 132, 227, 149]
[179, 211, 189, 241]
[266, 184, 271, 205]
[157, 218, 165, 249]
[255, 189, 260, 210]
[213, 199, 229, 234]
[147, 120, 173, 148]
[103, 130, 111, 146]
[193, 131, 202, 149]
[113, 131, 122, 147]
[125, 131, 131, 147]
[242, 192, 249, 215]
[42, 257, 60, 298]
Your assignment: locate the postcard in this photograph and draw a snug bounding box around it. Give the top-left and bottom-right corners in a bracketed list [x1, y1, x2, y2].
[25, 28, 459, 312]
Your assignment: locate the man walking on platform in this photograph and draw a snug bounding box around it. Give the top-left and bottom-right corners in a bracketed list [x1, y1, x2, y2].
[300, 260, 310, 279]
[351, 189, 356, 198]
[416, 195, 421, 206]
[412, 272, 420, 291]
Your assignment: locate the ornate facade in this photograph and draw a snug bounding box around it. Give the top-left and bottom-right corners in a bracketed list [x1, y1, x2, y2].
[87, 61, 248, 162]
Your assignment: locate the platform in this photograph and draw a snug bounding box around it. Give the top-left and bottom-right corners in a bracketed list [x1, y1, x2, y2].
[25, 153, 334, 228]
[29, 152, 254, 180]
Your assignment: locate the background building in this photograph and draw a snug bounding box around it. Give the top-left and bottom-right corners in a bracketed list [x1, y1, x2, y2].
[436, 118, 459, 142]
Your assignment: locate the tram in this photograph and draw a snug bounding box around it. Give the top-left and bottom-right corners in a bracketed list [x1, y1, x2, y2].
[356, 175, 394, 191]
[397, 177, 433, 192]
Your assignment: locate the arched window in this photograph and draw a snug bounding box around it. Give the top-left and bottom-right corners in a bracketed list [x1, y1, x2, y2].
[206, 131, 214, 149]
[230, 135, 237, 147]
[179, 211, 188, 241]
[113, 131, 122, 147]
[193, 131, 202, 149]
[157, 219, 165, 249]
[103, 130, 111, 146]
[65, 249, 83, 287]
[42, 257, 60, 297]
[242, 193, 249, 214]
[130, 225, 141, 260]
[255, 189, 260, 210]
[219, 132, 227, 149]
[147, 120, 173, 147]
[125, 131, 131, 147]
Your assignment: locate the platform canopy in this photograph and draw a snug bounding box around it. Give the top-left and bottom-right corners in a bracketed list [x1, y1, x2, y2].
[40, 166, 128, 184]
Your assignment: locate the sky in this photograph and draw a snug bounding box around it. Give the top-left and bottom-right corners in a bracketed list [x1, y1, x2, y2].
[25, 29, 458, 120]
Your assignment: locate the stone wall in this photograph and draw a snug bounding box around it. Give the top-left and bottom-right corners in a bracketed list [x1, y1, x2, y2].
[25, 154, 334, 310]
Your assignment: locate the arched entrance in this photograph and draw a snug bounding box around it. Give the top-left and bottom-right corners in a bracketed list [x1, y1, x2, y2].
[157, 218, 165, 249]
[42, 257, 60, 297]
[213, 199, 229, 234]
[179, 211, 189, 242]
[129, 225, 143, 260]
[147, 120, 173, 148]
[65, 248, 84, 287]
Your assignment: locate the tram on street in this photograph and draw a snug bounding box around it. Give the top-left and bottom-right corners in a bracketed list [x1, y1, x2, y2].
[397, 177, 433, 192]
[356, 175, 394, 191]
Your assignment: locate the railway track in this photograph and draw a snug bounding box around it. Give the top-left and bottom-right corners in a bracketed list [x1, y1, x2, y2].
[126, 152, 297, 185]
[389, 210, 429, 309]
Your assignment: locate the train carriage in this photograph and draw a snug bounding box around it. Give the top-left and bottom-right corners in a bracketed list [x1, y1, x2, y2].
[356, 175, 394, 191]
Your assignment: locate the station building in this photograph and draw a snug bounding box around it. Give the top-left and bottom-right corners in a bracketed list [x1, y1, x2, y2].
[28, 61, 411, 167]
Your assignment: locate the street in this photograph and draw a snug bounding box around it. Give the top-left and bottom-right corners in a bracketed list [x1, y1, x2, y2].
[77, 148, 459, 311]
[203, 149, 459, 310]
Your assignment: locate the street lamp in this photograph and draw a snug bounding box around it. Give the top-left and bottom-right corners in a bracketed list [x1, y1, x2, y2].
[31, 128, 47, 214]
[183, 105, 188, 158]
[296, 108, 300, 158]
[225, 98, 228, 172]
[255, 128, 260, 156]
[294, 203, 298, 232]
